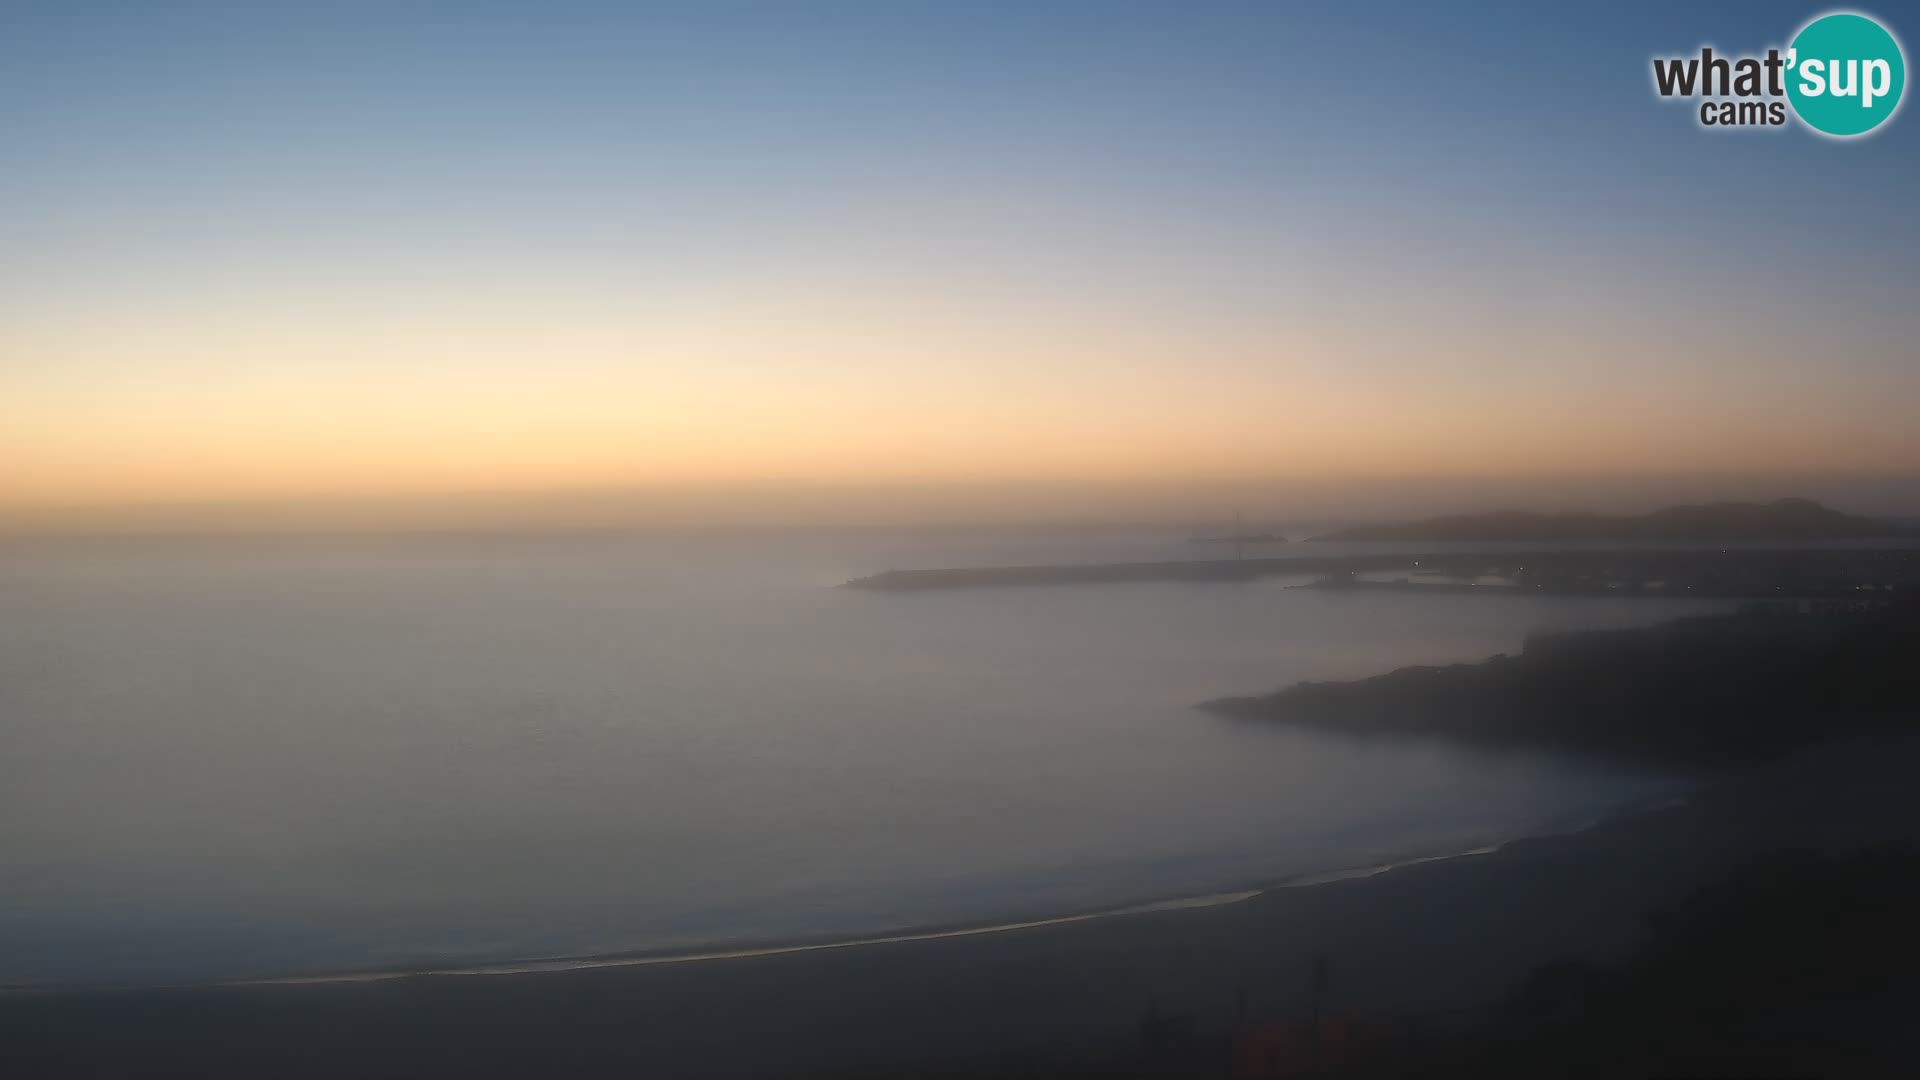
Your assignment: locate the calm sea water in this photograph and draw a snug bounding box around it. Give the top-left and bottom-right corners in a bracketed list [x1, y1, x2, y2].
[0, 528, 1733, 985]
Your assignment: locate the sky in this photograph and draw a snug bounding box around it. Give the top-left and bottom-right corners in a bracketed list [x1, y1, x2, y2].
[4, 1, 1918, 530]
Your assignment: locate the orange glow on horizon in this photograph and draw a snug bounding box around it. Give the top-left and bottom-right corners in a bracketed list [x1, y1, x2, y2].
[6, 259, 1918, 526]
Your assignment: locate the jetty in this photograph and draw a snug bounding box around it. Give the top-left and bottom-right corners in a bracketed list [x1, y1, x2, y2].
[843, 546, 1920, 596]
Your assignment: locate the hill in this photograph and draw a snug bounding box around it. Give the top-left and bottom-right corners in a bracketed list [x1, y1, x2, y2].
[1309, 498, 1901, 543]
[1201, 606, 1920, 763]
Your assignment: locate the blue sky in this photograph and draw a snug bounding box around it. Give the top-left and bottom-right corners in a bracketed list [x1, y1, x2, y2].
[2, 1, 1917, 525]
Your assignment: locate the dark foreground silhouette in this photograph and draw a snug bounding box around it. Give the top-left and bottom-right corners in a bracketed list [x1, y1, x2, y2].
[815, 845, 1920, 1079]
[1455, 845, 1920, 1080]
[1204, 603, 1920, 762]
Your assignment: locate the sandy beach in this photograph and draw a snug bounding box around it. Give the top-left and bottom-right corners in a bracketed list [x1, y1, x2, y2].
[6, 734, 1915, 1078]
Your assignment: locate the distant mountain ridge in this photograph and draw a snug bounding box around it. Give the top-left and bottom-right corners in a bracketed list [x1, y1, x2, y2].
[1309, 498, 1904, 544]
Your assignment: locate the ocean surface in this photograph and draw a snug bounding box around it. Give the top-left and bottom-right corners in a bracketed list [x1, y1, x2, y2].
[0, 528, 1736, 986]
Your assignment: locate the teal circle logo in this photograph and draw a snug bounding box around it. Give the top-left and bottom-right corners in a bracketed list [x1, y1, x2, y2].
[1787, 12, 1906, 137]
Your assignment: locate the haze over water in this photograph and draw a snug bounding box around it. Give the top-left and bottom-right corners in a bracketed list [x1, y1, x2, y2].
[4, 0, 1917, 995]
[1, 528, 1731, 985]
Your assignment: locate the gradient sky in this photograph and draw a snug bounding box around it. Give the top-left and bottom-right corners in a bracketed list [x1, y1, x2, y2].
[4, 1, 1918, 528]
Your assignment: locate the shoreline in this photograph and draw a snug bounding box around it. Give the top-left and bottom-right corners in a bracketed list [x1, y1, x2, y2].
[5, 738, 1914, 1077]
[843, 543, 1920, 593]
[1, 792, 1683, 997]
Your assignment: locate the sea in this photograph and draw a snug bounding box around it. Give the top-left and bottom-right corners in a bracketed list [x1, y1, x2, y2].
[0, 527, 1735, 986]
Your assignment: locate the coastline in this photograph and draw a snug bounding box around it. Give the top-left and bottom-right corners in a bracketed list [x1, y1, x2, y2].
[844, 543, 1920, 593]
[18, 743, 1916, 1078]
[3, 793, 1669, 997]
